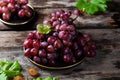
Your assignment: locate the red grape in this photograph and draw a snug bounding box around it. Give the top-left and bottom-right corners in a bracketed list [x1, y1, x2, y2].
[74, 9, 81, 15]
[43, 19, 52, 26]
[58, 31, 69, 40]
[30, 48, 38, 56]
[38, 49, 46, 58]
[63, 54, 72, 63]
[33, 40, 40, 49]
[2, 6, 9, 13]
[7, 3, 15, 12]
[40, 41, 48, 49]
[23, 39, 33, 48]
[20, 0, 28, 5]
[47, 45, 55, 52]
[24, 48, 31, 57]
[2, 12, 10, 21]
[47, 36, 56, 44]
[33, 56, 41, 63]
[54, 39, 62, 49]
[25, 9, 32, 17]
[18, 9, 25, 18]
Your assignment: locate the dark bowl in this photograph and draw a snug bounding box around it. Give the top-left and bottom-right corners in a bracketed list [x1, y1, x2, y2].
[26, 56, 85, 70]
[0, 5, 35, 26]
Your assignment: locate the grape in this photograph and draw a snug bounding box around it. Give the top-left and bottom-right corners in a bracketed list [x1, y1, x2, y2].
[54, 39, 62, 49]
[23, 9, 96, 67]
[25, 9, 32, 17]
[20, 0, 28, 5]
[47, 36, 56, 44]
[63, 54, 72, 63]
[2, 6, 9, 13]
[33, 56, 41, 63]
[15, 4, 20, 10]
[40, 41, 48, 49]
[33, 40, 40, 49]
[7, 3, 15, 12]
[24, 48, 31, 57]
[27, 32, 34, 39]
[36, 32, 44, 40]
[18, 9, 25, 18]
[41, 58, 48, 65]
[47, 45, 55, 52]
[59, 23, 67, 31]
[47, 53, 55, 60]
[38, 49, 46, 58]
[2, 12, 10, 21]
[67, 25, 75, 31]
[52, 20, 60, 27]
[74, 9, 81, 15]
[23, 39, 33, 48]
[58, 31, 68, 40]
[30, 48, 38, 56]
[8, 0, 16, 4]
[43, 19, 52, 26]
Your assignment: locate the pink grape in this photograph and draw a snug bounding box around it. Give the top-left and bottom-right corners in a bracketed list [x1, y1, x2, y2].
[18, 9, 25, 18]
[2, 12, 10, 21]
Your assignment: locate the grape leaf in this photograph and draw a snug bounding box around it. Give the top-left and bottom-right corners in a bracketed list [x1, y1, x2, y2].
[76, 0, 112, 14]
[37, 24, 51, 34]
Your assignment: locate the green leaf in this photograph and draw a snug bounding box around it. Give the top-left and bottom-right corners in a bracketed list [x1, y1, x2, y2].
[0, 73, 8, 80]
[37, 24, 51, 34]
[53, 77, 60, 80]
[44, 76, 53, 80]
[3, 70, 21, 78]
[76, 0, 112, 14]
[9, 61, 21, 71]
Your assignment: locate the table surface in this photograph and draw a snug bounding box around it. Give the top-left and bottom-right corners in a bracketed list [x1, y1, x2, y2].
[0, 0, 120, 80]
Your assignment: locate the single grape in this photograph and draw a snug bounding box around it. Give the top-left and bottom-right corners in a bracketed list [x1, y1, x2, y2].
[2, 12, 10, 21]
[30, 48, 38, 56]
[58, 31, 69, 40]
[15, 4, 20, 10]
[33, 40, 40, 49]
[71, 57, 76, 63]
[2, 6, 9, 13]
[7, 3, 15, 12]
[27, 32, 34, 39]
[25, 9, 32, 17]
[52, 32, 58, 37]
[33, 56, 41, 63]
[40, 41, 48, 49]
[54, 39, 62, 49]
[8, 0, 16, 4]
[56, 11, 61, 17]
[72, 42, 79, 50]
[77, 37, 86, 46]
[20, 0, 28, 5]
[41, 58, 48, 65]
[74, 9, 81, 15]
[51, 12, 56, 17]
[47, 36, 56, 44]
[62, 47, 71, 55]
[43, 19, 52, 26]
[23, 39, 33, 48]
[63, 40, 72, 47]
[63, 54, 72, 63]
[21, 5, 29, 9]
[18, 9, 25, 18]
[54, 24, 60, 31]
[47, 45, 55, 52]
[67, 25, 75, 31]
[52, 20, 60, 27]
[24, 48, 31, 57]
[75, 49, 83, 58]
[47, 53, 55, 60]
[38, 49, 46, 58]
[59, 23, 67, 31]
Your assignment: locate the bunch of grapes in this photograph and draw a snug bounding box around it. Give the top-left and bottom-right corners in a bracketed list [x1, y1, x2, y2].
[23, 9, 96, 67]
[0, 0, 32, 21]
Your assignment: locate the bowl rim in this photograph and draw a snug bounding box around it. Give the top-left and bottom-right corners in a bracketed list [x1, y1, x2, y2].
[0, 4, 35, 26]
[27, 56, 85, 70]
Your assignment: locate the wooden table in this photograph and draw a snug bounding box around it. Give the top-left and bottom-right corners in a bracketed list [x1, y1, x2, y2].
[0, 0, 120, 80]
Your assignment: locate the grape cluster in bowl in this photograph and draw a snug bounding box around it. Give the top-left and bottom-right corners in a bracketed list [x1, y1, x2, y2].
[23, 9, 96, 67]
[0, 0, 32, 21]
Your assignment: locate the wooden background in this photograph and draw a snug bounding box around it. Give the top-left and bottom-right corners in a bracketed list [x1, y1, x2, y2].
[0, 0, 120, 80]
